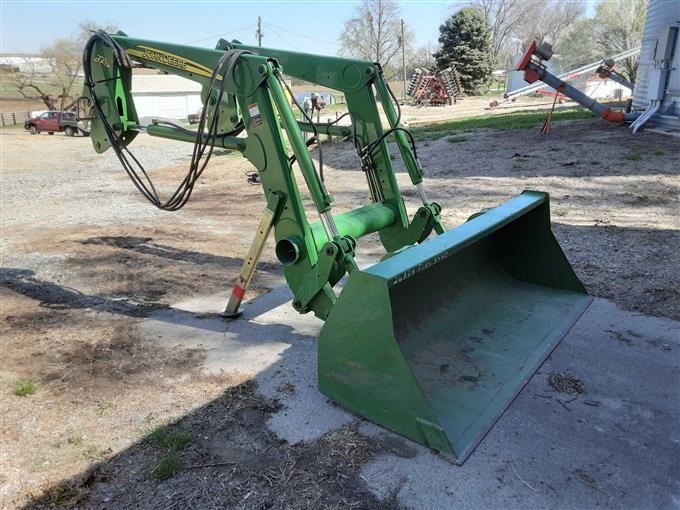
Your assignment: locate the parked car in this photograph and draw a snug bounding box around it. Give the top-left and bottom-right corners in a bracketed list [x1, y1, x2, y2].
[24, 111, 83, 136]
[187, 107, 203, 124]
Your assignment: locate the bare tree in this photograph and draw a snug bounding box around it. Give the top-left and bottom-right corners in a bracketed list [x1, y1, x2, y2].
[595, 0, 647, 81]
[6, 38, 81, 110]
[4, 20, 117, 111]
[474, 0, 584, 68]
[77, 20, 118, 44]
[473, 0, 534, 66]
[338, 0, 414, 78]
[514, 0, 585, 49]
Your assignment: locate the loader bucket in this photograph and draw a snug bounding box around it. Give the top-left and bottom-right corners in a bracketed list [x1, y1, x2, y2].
[318, 191, 592, 463]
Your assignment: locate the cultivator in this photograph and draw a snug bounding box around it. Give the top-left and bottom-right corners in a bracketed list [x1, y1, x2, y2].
[82, 31, 592, 463]
[407, 67, 464, 106]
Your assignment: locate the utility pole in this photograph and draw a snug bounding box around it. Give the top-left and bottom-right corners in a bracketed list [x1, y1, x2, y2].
[401, 18, 406, 101]
[256, 16, 263, 47]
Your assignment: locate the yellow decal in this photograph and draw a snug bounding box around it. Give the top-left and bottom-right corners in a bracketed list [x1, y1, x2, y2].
[94, 54, 110, 68]
[126, 46, 222, 79]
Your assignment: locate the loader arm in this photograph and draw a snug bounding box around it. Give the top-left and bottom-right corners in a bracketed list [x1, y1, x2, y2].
[83, 32, 443, 319]
[83, 32, 592, 463]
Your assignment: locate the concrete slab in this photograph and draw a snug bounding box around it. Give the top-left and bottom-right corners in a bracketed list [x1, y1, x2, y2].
[140, 285, 354, 444]
[138, 288, 679, 509]
[360, 299, 680, 509]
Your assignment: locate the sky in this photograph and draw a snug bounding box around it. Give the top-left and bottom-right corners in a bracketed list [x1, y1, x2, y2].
[1, 0, 598, 56]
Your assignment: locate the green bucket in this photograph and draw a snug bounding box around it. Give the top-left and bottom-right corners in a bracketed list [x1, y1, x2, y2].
[318, 191, 592, 463]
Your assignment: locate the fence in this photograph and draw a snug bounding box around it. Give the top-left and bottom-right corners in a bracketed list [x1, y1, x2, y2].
[0, 111, 31, 127]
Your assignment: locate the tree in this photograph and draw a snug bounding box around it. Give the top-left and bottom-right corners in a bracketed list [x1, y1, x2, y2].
[473, 0, 534, 67]
[549, 0, 647, 82]
[434, 8, 493, 94]
[407, 43, 437, 74]
[512, 0, 584, 50]
[4, 20, 117, 110]
[554, 18, 605, 70]
[473, 0, 584, 68]
[338, 0, 414, 79]
[594, 0, 647, 82]
[6, 38, 81, 110]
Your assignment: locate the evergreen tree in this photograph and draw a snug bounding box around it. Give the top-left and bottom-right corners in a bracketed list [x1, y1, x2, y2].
[434, 8, 493, 94]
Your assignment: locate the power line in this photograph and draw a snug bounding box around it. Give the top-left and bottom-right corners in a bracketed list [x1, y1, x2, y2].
[264, 22, 338, 47]
[264, 23, 301, 50]
[184, 24, 256, 45]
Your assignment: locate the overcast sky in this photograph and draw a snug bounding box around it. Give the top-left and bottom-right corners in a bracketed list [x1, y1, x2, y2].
[0, 0, 598, 56]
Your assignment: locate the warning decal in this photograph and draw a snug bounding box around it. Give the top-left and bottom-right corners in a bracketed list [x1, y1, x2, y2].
[248, 103, 262, 128]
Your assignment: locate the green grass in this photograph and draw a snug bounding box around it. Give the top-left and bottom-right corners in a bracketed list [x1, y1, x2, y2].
[654, 149, 664, 156]
[322, 103, 348, 112]
[410, 109, 595, 141]
[151, 451, 182, 481]
[13, 379, 38, 397]
[145, 425, 192, 481]
[624, 152, 641, 161]
[0, 74, 84, 97]
[146, 425, 192, 450]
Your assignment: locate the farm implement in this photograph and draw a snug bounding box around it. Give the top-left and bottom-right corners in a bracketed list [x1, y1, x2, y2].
[516, 41, 639, 125]
[406, 67, 464, 106]
[82, 31, 591, 463]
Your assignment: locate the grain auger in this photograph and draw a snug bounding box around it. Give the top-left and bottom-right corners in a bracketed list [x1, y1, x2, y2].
[516, 41, 639, 124]
[82, 31, 592, 463]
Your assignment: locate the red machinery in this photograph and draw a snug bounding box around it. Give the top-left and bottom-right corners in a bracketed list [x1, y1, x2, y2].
[406, 67, 464, 107]
[516, 41, 638, 124]
[595, 58, 635, 90]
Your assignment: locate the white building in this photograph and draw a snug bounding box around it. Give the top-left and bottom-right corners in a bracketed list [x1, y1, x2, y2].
[632, 0, 680, 130]
[130, 74, 203, 120]
[0, 54, 53, 73]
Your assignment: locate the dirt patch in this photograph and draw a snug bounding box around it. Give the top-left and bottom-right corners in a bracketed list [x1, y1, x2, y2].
[547, 372, 586, 394]
[401, 120, 679, 320]
[24, 381, 396, 510]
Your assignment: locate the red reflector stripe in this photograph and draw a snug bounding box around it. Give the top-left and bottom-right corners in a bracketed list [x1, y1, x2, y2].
[232, 284, 245, 300]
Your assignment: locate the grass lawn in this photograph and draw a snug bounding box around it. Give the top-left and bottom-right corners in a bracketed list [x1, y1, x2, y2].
[409, 108, 596, 140]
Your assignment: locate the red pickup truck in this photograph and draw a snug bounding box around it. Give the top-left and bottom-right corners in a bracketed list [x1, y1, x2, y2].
[24, 111, 83, 136]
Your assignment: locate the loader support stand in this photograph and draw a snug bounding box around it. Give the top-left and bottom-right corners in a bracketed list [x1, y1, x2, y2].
[222, 192, 285, 318]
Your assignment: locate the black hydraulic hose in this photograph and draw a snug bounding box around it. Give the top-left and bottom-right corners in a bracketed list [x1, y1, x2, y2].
[83, 30, 251, 211]
[364, 126, 418, 161]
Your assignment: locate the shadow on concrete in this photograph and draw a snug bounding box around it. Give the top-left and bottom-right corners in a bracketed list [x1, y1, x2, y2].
[9, 276, 392, 509]
[77, 236, 278, 272]
[13, 291, 680, 510]
[0, 268, 290, 332]
[18, 377, 392, 509]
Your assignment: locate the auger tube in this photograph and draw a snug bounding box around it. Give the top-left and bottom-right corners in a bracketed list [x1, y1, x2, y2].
[517, 41, 639, 123]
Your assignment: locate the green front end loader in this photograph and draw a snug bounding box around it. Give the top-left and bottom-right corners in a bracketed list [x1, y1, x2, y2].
[82, 31, 591, 463]
[320, 191, 591, 462]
